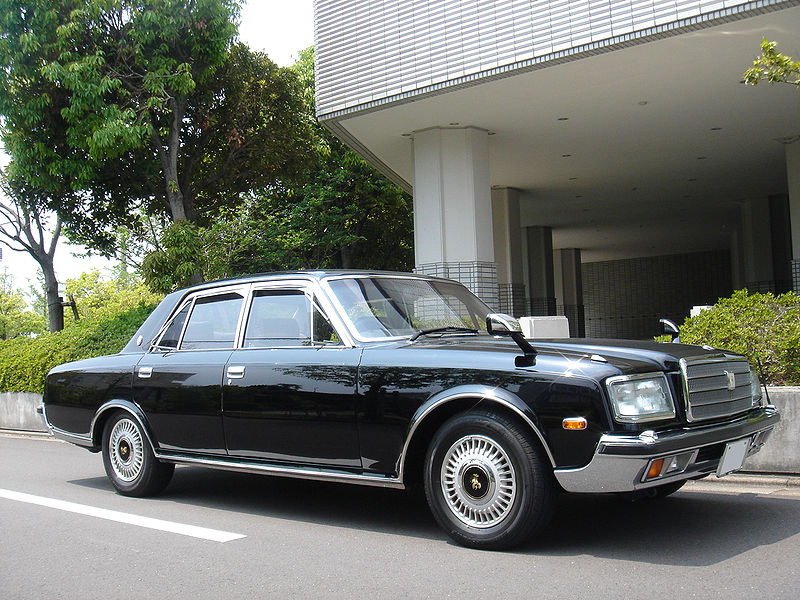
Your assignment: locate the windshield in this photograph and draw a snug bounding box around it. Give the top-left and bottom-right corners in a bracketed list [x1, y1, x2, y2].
[326, 276, 491, 340]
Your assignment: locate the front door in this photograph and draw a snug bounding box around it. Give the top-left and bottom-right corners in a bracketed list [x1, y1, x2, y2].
[222, 286, 361, 468]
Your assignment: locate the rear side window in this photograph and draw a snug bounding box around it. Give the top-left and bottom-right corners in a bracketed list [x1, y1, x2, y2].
[181, 292, 244, 350]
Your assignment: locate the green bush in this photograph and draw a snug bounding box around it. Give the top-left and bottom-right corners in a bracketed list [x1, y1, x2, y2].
[679, 289, 800, 385]
[0, 304, 155, 394]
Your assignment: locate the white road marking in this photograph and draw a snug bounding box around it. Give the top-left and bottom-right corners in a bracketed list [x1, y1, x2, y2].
[0, 488, 246, 542]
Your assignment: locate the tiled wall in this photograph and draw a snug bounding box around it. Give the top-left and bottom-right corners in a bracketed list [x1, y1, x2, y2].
[793, 259, 800, 293]
[582, 250, 732, 339]
[416, 261, 500, 310]
[315, 0, 785, 118]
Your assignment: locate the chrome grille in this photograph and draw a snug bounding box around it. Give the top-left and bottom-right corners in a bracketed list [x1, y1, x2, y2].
[680, 355, 753, 422]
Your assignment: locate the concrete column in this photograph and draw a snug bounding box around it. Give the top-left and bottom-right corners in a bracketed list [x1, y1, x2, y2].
[491, 187, 525, 316]
[412, 127, 498, 308]
[525, 226, 555, 315]
[769, 194, 793, 292]
[740, 198, 774, 291]
[784, 142, 800, 292]
[560, 248, 585, 337]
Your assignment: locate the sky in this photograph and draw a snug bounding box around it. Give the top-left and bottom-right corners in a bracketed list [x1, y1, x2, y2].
[0, 0, 315, 293]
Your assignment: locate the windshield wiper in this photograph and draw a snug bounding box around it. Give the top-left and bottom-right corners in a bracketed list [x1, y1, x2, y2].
[409, 326, 479, 341]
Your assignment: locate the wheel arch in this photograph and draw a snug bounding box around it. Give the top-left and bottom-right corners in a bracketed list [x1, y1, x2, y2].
[90, 400, 157, 455]
[398, 385, 554, 488]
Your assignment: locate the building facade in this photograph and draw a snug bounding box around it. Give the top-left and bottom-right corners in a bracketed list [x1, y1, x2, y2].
[315, 0, 800, 338]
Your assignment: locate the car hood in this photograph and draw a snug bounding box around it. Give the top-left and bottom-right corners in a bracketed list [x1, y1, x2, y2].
[389, 335, 738, 377]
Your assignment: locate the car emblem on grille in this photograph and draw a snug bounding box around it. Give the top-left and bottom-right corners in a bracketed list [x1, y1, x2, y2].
[724, 370, 736, 391]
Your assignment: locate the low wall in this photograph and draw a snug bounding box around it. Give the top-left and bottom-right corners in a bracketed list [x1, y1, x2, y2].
[743, 386, 799, 474]
[0, 392, 48, 433]
[1, 388, 797, 473]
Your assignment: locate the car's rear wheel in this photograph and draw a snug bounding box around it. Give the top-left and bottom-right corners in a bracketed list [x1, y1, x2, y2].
[102, 412, 174, 497]
[424, 409, 555, 550]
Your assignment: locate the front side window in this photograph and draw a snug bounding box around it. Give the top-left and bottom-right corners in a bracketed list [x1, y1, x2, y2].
[243, 290, 340, 348]
[326, 277, 490, 340]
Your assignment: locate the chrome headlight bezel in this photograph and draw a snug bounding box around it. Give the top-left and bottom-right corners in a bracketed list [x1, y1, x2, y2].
[605, 372, 676, 423]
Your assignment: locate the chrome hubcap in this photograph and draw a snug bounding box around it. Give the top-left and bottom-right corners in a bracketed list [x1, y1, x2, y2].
[109, 418, 144, 482]
[441, 434, 516, 528]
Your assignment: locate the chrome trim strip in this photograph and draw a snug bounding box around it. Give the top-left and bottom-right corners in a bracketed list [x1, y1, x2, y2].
[396, 386, 556, 481]
[154, 452, 405, 489]
[48, 425, 94, 447]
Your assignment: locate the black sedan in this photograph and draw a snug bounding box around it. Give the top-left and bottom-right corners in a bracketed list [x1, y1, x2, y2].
[41, 271, 780, 549]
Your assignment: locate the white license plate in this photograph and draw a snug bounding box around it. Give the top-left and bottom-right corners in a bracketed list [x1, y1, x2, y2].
[717, 437, 751, 477]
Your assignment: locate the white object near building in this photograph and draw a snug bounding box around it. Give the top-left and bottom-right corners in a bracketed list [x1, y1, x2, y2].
[519, 316, 570, 339]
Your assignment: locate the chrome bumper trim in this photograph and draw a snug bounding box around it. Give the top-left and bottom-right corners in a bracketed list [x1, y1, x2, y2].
[554, 407, 780, 493]
[155, 451, 406, 490]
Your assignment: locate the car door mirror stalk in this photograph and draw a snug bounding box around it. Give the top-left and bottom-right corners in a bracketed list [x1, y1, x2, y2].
[486, 313, 537, 366]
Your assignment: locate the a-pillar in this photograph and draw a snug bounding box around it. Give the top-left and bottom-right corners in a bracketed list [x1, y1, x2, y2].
[525, 226, 556, 315]
[784, 142, 800, 293]
[412, 127, 498, 308]
[560, 248, 585, 337]
[491, 187, 526, 316]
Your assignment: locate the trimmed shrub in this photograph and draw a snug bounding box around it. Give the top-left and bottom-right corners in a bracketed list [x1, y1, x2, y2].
[0, 304, 155, 394]
[679, 289, 800, 385]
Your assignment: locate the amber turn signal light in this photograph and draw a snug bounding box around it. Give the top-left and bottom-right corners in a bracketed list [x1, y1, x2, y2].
[562, 417, 587, 430]
[646, 458, 665, 480]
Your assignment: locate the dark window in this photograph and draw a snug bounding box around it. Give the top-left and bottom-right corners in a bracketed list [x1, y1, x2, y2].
[180, 292, 244, 350]
[157, 303, 191, 349]
[244, 290, 340, 348]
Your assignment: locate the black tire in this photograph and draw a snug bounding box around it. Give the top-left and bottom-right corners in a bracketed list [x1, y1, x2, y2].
[424, 409, 556, 550]
[101, 412, 174, 497]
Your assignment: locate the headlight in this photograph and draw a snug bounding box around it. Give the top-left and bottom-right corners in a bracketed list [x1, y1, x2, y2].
[750, 366, 764, 407]
[605, 373, 675, 423]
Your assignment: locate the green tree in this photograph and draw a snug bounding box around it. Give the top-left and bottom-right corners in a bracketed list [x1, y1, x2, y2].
[63, 269, 162, 321]
[743, 38, 800, 87]
[0, 272, 47, 339]
[0, 1, 312, 257]
[0, 172, 65, 331]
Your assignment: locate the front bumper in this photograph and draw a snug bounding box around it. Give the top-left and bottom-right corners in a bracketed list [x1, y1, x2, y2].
[554, 406, 780, 493]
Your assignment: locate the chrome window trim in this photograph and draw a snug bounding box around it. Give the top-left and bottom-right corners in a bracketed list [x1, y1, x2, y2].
[239, 279, 355, 349]
[604, 372, 676, 423]
[151, 285, 250, 352]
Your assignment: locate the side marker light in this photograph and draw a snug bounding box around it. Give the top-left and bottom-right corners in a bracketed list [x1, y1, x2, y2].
[562, 417, 588, 430]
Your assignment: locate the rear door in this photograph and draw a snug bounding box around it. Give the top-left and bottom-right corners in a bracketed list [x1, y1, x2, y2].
[134, 286, 247, 454]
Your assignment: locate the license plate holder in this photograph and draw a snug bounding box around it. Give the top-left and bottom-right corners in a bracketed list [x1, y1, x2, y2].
[717, 437, 751, 477]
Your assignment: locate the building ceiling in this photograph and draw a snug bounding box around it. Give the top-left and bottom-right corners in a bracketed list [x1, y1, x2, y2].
[331, 8, 800, 262]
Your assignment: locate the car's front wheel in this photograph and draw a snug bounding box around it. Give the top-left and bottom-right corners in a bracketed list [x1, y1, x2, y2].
[102, 412, 174, 497]
[424, 409, 555, 550]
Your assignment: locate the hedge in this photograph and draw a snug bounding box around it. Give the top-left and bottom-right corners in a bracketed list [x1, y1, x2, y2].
[679, 289, 800, 385]
[0, 304, 155, 394]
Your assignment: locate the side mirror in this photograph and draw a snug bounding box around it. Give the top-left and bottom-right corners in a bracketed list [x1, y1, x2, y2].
[486, 313, 522, 335]
[487, 313, 536, 366]
[659, 318, 680, 343]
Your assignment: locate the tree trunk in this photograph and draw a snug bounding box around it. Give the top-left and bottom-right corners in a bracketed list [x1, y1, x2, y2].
[42, 260, 63, 333]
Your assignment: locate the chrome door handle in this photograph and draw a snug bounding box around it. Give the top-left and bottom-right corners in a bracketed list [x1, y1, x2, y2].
[138, 366, 152, 379]
[226, 366, 245, 379]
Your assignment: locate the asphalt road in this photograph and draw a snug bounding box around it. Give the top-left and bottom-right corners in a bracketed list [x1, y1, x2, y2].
[2, 432, 799, 599]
